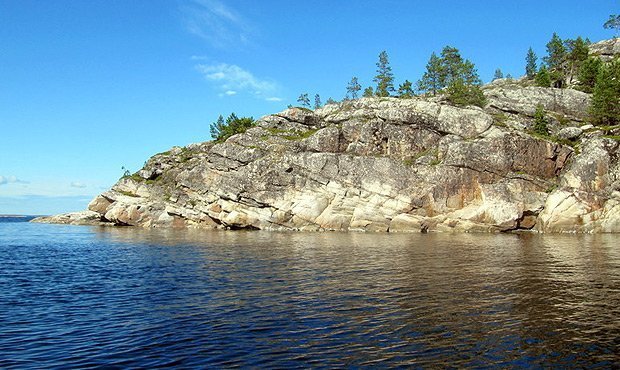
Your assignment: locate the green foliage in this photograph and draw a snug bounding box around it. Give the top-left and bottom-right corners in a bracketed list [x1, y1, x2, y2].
[397, 80, 415, 98]
[544, 32, 566, 71]
[544, 33, 567, 87]
[565, 36, 590, 83]
[326, 97, 338, 105]
[493, 68, 504, 80]
[417, 52, 444, 95]
[604, 14, 620, 36]
[210, 113, 255, 143]
[533, 104, 549, 136]
[363, 86, 374, 97]
[346, 76, 361, 100]
[417, 46, 485, 107]
[446, 79, 486, 108]
[373, 50, 394, 97]
[314, 94, 322, 109]
[535, 65, 551, 87]
[525, 47, 538, 78]
[577, 57, 602, 93]
[297, 93, 310, 108]
[590, 60, 620, 125]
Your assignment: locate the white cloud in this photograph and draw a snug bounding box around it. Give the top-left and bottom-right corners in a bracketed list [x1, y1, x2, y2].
[266, 97, 283, 102]
[0, 175, 28, 185]
[182, 0, 252, 48]
[70, 182, 87, 189]
[196, 63, 280, 100]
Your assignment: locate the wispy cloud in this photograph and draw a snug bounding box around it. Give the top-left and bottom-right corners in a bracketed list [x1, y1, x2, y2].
[196, 62, 281, 101]
[182, 0, 252, 48]
[70, 182, 87, 189]
[0, 175, 28, 185]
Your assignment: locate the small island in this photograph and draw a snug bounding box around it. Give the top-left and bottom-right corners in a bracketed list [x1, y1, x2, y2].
[34, 37, 620, 233]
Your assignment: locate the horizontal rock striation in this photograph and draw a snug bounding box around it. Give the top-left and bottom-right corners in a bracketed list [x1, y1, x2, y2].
[34, 83, 620, 233]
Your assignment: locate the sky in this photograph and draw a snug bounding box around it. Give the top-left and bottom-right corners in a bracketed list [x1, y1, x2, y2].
[1, 0, 618, 215]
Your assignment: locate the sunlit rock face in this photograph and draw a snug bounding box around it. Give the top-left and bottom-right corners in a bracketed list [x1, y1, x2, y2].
[35, 84, 620, 233]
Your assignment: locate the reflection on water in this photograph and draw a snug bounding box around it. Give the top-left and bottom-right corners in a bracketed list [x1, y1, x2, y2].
[1, 223, 619, 368]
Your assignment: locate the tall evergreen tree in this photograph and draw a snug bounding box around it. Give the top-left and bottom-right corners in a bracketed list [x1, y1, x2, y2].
[346, 77, 361, 100]
[577, 57, 602, 93]
[210, 115, 225, 141]
[397, 80, 415, 98]
[590, 60, 620, 125]
[535, 65, 552, 87]
[565, 36, 590, 83]
[525, 47, 538, 79]
[533, 104, 549, 136]
[297, 93, 310, 108]
[493, 68, 504, 80]
[604, 14, 620, 37]
[363, 86, 374, 97]
[373, 50, 394, 97]
[544, 33, 567, 87]
[417, 52, 444, 95]
[314, 94, 322, 109]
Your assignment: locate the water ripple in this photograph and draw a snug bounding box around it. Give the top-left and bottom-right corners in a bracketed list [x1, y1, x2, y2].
[1, 224, 619, 368]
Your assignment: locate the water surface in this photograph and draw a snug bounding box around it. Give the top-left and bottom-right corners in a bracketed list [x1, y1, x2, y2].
[1, 222, 619, 367]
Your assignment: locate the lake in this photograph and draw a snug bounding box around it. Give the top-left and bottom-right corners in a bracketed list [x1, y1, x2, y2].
[1, 219, 619, 368]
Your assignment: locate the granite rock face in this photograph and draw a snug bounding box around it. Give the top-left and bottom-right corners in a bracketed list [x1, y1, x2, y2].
[34, 86, 620, 233]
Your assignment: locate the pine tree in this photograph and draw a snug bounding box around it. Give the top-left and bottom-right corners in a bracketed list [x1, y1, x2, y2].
[314, 94, 322, 109]
[373, 51, 394, 97]
[604, 15, 620, 37]
[565, 36, 590, 83]
[493, 68, 504, 80]
[363, 86, 374, 97]
[297, 93, 310, 108]
[535, 65, 552, 87]
[577, 57, 602, 93]
[544, 33, 567, 87]
[210, 113, 255, 142]
[346, 77, 361, 100]
[525, 47, 538, 79]
[326, 97, 338, 105]
[397, 80, 414, 98]
[417, 52, 444, 95]
[533, 104, 549, 136]
[590, 60, 620, 125]
[210, 114, 225, 141]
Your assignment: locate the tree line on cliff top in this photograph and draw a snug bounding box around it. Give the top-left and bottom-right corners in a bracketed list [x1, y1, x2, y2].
[211, 14, 620, 142]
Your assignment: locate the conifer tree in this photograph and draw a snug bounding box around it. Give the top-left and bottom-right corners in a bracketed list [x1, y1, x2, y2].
[590, 60, 620, 125]
[493, 68, 504, 80]
[417, 52, 444, 95]
[363, 86, 374, 97]
[565, 36, 590, 83]
[544, 33, 567, 87]
[525, 47, 538, 79]
[535, 65, 552, 87]
[373, 51, 394, 97]
[314, 94, 322, 109]
[533, 104, 549, 136]
[346, 77, 361, 100]
[326, 97, 338, 105]
[297, 93, 310, 108]
[604, 14, 620, 37]
[397, 80, 414, 98]
[577, 57, 602, 93]
[210, 114, 225, 141]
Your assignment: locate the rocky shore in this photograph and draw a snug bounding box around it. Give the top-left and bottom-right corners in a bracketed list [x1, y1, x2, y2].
[33, 76, 620, 233]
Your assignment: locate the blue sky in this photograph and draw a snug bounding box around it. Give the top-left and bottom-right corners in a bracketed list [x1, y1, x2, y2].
[1, 0, 618, 215]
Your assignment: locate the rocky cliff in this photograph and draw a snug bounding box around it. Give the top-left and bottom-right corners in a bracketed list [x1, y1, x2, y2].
[35, 37, 620, 233]
[34, 80, 620, 233]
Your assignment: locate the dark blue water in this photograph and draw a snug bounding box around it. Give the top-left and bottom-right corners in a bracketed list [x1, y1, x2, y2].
[1, 221, 619, 368]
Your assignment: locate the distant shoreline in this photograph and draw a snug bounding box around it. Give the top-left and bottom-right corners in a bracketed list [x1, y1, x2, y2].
[0, 215, 38, 218]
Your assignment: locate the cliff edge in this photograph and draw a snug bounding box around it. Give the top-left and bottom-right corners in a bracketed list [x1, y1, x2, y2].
[33, 81, 620, 233]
